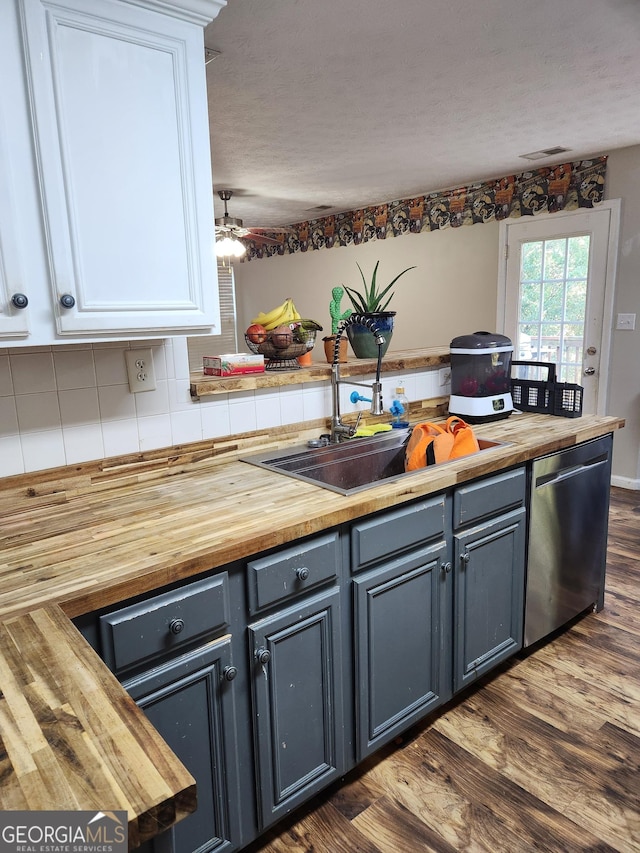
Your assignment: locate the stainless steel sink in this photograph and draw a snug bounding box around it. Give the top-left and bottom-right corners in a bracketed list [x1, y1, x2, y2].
[241, 429, 509, 496]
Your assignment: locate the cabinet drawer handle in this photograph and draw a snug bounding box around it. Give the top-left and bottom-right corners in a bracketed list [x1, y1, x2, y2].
[295, 566, 310, 581]
[223, 665, 238, 682]
[59, 293, 76, 308]
[255, 647, 271, 665]
[461, 552, 470, 565]
[169, 618, 185, 635]
[11, 293, 28, 309]
[441, 561, 452, 574]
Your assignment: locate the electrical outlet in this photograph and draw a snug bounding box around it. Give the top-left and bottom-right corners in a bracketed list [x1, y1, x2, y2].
[439, 367, 451, 387]
[125, 348, 156, 393]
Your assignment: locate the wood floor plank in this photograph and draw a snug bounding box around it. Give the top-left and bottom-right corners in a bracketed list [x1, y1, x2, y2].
[352, 795, 459, 853]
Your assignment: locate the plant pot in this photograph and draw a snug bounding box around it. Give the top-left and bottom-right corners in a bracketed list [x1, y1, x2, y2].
[323, 335, 348, 363]
[346, 312, 395, 358]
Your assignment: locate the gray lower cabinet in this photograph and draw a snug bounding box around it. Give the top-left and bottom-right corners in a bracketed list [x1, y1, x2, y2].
[248, 586, 345, 830]
[452, 468, 527, 691]
[124, 637, 241, 853]
[352, 540, 452, 759]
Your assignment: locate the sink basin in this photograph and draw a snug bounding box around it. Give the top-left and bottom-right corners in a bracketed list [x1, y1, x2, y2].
[241, 429, 509, 496]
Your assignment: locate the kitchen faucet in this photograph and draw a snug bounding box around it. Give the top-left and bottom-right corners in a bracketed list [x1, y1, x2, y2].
[329, 315, 386, 443]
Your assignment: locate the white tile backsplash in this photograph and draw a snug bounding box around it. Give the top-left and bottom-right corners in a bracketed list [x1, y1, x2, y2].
[0, 339, 444, 478]
[15, 390, 61, 432]
[11, 351, 56, 394]
[53, 349, 97, 390]
[0, 355, 13, 396]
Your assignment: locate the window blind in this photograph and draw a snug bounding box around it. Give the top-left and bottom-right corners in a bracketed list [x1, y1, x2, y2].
[187, 261, 238, 372]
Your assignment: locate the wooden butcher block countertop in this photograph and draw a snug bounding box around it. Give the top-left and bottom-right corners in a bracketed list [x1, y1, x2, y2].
[0, 411, 624, 842]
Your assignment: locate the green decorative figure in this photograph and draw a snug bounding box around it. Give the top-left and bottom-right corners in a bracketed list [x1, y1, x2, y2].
[329, 286, 352, 335]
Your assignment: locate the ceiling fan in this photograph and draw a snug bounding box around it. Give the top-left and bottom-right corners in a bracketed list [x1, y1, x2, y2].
[214, 190, 295, 258]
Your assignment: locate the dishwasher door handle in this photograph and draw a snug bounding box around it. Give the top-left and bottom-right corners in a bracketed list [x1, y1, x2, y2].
[535, 454, 609, 488]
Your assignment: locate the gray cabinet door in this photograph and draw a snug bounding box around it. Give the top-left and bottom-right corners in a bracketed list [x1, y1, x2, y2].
[352, 542, 452, 760]
[453, 507, 526, 691]
[249, 587, 344, 830]
[125, 637, 241, 853]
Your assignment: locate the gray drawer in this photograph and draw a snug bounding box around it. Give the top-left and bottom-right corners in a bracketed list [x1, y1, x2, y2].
[454, 467, 526, 529]
[246, 531, 340, 614]
[351, 494, 447, 572]
[100, 573, 230, 674]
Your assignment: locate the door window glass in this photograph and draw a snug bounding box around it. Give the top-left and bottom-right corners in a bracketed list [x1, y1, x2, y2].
[517, 235, 589, 384]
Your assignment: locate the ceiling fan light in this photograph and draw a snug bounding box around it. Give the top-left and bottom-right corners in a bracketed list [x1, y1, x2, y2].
[232, 238, 247, 258]
[215, 235, 246, 258]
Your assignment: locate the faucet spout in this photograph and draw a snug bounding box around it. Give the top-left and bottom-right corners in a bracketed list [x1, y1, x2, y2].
[329, 315, 386, 443]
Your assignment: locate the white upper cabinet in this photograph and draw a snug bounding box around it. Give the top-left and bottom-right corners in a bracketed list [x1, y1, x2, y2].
[0, 0, 225, 346]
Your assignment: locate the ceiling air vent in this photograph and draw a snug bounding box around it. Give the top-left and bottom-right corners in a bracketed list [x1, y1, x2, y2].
[520, 146, 571, 161]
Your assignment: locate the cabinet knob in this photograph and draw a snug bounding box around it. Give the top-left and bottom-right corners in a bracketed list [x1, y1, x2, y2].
[59, 293, 76, 308]
[223, 665, 238, 682]
[255, 647, 271, 666]
[461, 552, 470, 565]
[441, 561, 452, 574]
[295, 566, 310, 581]
[11, 293, 28, 309]
[169, 618, 185, 635]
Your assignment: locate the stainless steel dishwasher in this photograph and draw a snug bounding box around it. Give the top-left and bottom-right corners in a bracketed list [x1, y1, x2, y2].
[524, 433, 613, 647]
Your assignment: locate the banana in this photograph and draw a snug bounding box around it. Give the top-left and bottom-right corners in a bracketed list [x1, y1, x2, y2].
[251, 298, 303, 331]
[251, 298, 289, 329]
[251, 297, 294, 330]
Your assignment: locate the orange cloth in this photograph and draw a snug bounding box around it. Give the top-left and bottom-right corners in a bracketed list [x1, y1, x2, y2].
[404, 416, 479, 472]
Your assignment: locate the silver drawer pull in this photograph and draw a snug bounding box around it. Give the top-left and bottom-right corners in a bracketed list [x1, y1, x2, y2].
[169, 618, 185, 635]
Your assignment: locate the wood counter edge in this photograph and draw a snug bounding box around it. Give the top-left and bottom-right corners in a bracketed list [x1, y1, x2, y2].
[0, 604, 196, 850]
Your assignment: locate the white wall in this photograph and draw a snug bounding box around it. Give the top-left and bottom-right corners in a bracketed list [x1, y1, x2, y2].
[234, 220, 500, 351]
[605, 145, 640, 487]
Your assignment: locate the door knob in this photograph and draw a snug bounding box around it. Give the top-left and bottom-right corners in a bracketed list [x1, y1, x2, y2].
[11, 293, 28, 309]
[59, 294, 76, 308]
[584, 366, 596, 376]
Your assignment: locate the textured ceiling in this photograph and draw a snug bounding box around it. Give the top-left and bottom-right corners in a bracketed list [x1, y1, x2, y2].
[204, 0, 640, 228]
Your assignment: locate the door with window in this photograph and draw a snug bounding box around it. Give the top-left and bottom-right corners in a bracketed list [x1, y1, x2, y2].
[498, 203, 619, 414]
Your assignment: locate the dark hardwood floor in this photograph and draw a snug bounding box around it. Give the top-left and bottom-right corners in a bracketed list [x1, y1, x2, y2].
[245, 486, 640, 853]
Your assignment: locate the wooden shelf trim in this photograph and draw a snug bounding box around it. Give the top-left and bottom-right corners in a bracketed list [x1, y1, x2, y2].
[190, 347, 450, 397]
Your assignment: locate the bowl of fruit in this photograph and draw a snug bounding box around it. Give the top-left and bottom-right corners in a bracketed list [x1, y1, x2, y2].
[245, 298, 322, 369]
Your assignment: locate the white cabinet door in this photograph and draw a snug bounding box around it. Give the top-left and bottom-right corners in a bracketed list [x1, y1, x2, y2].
[0, 1, 32, 338]
[18, 0, 221, 337]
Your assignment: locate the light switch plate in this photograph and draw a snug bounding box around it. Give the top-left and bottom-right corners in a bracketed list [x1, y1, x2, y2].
[125, 348, 157, 393]
[616, 313, 636, 330]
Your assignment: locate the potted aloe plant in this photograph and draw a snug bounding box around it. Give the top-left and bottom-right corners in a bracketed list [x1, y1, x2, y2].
[343, 260, 416, 358]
